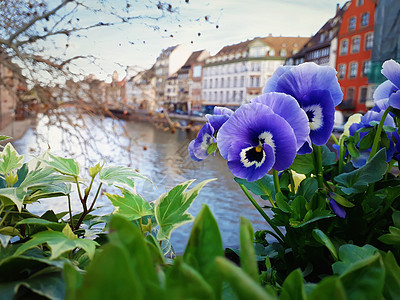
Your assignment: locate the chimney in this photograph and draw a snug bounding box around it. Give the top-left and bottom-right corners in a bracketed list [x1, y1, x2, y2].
[336, 3, 340, 15]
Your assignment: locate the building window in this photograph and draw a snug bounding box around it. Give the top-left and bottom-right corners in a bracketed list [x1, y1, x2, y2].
[361, 12, 369, 27]
[351, 36, 361, 53]
[239, 91, 243, 101]
[340, 40, 348, 55]
[349, 17, 356, 31]
[240, 76, 244, 87]
[233, 91, 237, 101]
[215, 78, 218, 88]
[349, 62, 358, 78]
[209, 79, 213, 88]
[221, 78, 224, 88]
[338, 64, 346, 79]
[362, 60, 371, 76]
[365, 33, 374, 50]
[347, 87, 355, 103]
[359, 87, 368, 103]
[227, 77, 231, 88]
[233, 76, 237, 87]
[220, 91, 224, 102]
[280, 49, 287, 56]
[357, 0, 363, 6]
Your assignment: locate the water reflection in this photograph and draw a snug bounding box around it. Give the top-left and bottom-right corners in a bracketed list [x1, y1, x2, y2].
[14, 114, 270, 253]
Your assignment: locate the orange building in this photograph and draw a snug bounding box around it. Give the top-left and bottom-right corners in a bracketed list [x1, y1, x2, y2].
[336, 0, 377, 113]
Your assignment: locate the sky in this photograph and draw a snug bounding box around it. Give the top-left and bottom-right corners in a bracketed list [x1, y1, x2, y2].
[64, 0, 349, 82]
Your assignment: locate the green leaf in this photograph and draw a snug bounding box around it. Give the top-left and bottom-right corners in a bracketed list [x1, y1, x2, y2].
[291, 153, 314, 174]
[166, 257, 215, 300]
[40, 153, 80, 177]
[331, 193, 355, 208]
[0, 234, 11, 248]
[340, 253, 385, 300]
[275, 192, 291, 213]
[155, 178, 215, 240]
[89, 162, 103, 178]
[321, 145, 336, 166]
[332, 244, 378, 275]
[0, 143, 23, 175]
[215, 257, 275, 300]
[358, 130, 375, 150]
[25, 182, 71, 203]
[280, 269, 307, 300]
[14, 224, 99, 260]
[77, 244, 144, 299]
[99, 165, 151, 189]
[183, 204, 224, 298]
[0, 135, 11, 142]
[63, 263, 83, 300]
[379, 226, 400, 246]
[382, 251, 400, 300]
[392, 210, 400, 228]
[105, 188, 153, 221]
[19, 167, 73, 190]
[0, 187, 25, 211]
[334, 148, 388, 194]
[312, 229, 338, 261]
[234, 175, 276, 200]
[296, 177, 318, 201]
[17, 218, 66, 231]
[239, 217, 259, 283]
[207, 143, 218, 155]
[309, 276, 346, 300]
[107, 215, 162, 299]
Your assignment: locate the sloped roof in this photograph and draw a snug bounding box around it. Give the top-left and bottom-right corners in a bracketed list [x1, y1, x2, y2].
[290, 1, 351, 59]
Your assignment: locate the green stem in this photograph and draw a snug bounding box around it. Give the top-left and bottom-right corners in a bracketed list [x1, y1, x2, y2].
[338, 136, 345, 174]
[238, 183, 285, 244]
[386, 159, 396, 180]
[67, 194, 74, 231]
[83, 176, 95, 202]
[88, 183, 103, 213]
[330, 133, 339, 145]
[368, 106, 391, 161]
[313, 145, 324, 189]
[272, 169, 281, 194]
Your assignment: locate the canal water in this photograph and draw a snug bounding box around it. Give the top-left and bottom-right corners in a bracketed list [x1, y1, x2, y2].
[13, 113, 269, 253]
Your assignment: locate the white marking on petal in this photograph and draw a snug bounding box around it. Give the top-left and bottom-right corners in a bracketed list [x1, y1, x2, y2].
[258, 132, 275, 152]
[304, 105, 323, 130]
[240, 146, 265, 168]
[201, 133, 213, 151]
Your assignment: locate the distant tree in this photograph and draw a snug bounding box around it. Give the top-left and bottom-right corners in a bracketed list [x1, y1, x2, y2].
[0, 0, 209, 161]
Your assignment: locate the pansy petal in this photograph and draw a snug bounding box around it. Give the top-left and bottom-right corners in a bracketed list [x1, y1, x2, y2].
[217, 103, 297, 171]
[217, 103, 276, 159]
[188, 140, 202, 161]
[298, 138, 313, 155]
[388, 90, 400, 110]
[227, 141, 275, 182]
[193, 123, 216, 159]
[205, 114, 231, 132]
[275, 62, 343, 106]
[381, 59, 400, 89]
[301, 90, 335, 146]
[329, 199, 346, 219]
[214, 106, 234, 116]
[373, 80, 396, 102]
[263, 65, 293, 93]
[251, 92, 310, 151]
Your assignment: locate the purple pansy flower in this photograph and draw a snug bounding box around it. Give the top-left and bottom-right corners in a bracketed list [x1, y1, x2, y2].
[329, 199, 346, 219]
[373, 59, 400, 109]
[188, 106, 233, 161]
[206, 106, 234, 132]
[217, 102, 297, 181]
[189, 123, 216, 161]
[250, 92, 310, 151]
[349, 110, 395, 167]
[263, 62, 343, 154]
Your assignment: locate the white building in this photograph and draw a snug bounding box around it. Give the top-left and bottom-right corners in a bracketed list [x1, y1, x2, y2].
[202, 35, 309, 111]
[125, 68, 156, 112]
[153, 44, 192, 106]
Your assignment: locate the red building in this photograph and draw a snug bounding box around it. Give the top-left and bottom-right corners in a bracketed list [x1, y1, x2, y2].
[336, 0, 377, 113]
